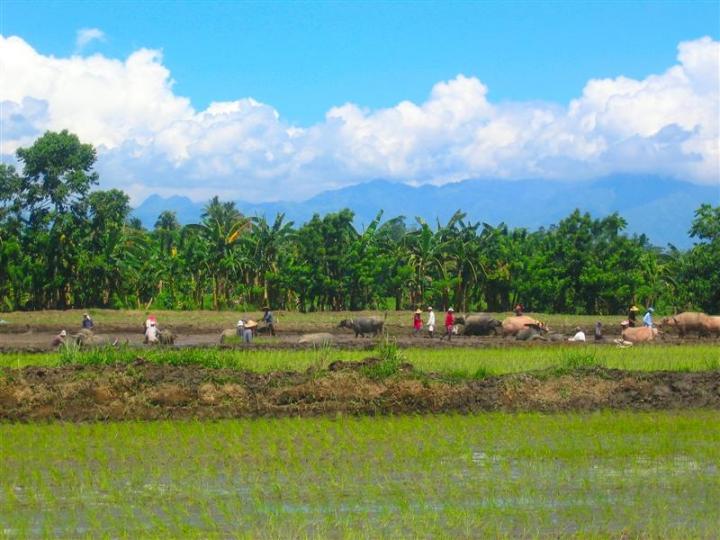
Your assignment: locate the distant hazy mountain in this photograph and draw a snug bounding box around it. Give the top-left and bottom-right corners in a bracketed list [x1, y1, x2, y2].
[132, 176, 719, 249]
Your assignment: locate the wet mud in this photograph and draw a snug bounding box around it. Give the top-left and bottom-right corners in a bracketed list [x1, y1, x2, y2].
[0, 327, 714, 353]
[1, 359, 718, 422]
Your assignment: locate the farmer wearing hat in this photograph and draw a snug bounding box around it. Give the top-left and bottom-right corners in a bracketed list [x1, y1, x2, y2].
[144, 320, 159, 344]
[52, 329, 67, 348]
[443, 308, 455, 341]
[426, 307, 436, 338]
[262, 306, 276, 336]
[82, 313, 94, 330]
[628, 305, 639, 327]
[643, 307, 655, 327]
[412, 308, 423, 336]
[243, 320, 258, 343]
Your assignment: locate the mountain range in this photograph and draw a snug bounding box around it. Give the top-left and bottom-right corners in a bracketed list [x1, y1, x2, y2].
[132, 175, 719, 249]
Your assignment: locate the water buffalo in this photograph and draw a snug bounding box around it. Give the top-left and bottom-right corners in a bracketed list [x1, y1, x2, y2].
[660, 312, 710, 338]
[158, 329, 176, 345]
[621, 326, 658, 343]
[515, 323, 548, 341]
[338, 316, 385, 337]
[703, 315, 720, 337]
[75, 332, 118, 348]
[502, 316, 545, 337]
[458, 314, 502, 336]
[298, 333, 335, 345]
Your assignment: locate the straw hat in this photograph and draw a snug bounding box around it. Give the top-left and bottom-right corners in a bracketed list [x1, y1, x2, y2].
[630, 306, 639, 312]
[414, 309, 422, 314]
[244, 320, 258, 329]
[448, 307, 454, 312]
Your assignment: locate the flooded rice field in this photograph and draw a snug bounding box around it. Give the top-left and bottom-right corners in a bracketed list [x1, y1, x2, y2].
[1, 413, 718, 537]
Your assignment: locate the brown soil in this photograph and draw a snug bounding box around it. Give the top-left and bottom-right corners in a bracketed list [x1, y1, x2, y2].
[1, 359, 718, 422]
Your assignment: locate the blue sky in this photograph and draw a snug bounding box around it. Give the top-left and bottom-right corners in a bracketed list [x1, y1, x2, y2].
[1, 1, 718, 203]
[3, 1, 718, 124]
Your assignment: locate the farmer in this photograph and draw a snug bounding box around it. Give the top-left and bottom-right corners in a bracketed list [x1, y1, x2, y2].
[144, 314, 158, 332]
[412, 309, 423, 336]
[262, 306, 276, 336]
[426, 306, 436, 338]
[643, 307, 655, 327]
[51, 329, 67, 348]
[594, 321, 604, 341]
[236, 319, 245, 336]
[243, 320, 257, 343]
[82, 313, 94, 330]
[628, 305, 639, 327]
[144, 321, 159, 344]
[444, 308, 455, 341]
[568, 326, 586, 342]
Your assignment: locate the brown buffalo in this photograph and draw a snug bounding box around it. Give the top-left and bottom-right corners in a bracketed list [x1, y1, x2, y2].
[621, 326, 658, 343]
[660, 311, 710, 338]
[703, 315, 720, 337]
[502, 315, 545, 337]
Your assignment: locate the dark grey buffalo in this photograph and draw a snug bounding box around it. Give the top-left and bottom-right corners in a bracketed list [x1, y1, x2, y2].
[338, 317, 385, 337]
[515, 323, 548, 341]
[457, 314, 502, 336]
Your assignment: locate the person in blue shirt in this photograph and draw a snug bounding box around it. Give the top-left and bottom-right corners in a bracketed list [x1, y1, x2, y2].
[643, 307, 654, 327]
[82, 313, 94, 330]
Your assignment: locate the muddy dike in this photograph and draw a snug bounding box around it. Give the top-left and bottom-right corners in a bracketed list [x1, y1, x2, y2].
[1, 358, 719, 422]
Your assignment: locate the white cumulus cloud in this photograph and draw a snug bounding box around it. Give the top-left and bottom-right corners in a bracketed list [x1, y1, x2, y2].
[75, 27, 106, 49]
[0, 34, 718, 203]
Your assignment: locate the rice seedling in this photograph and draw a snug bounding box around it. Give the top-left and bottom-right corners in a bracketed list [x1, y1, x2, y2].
[1, 412, 717, 537]
[1, 343, 718, 376]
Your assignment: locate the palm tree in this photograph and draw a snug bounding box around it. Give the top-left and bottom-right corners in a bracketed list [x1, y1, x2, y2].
[186, 197, 251, 309]
[249, 213, 295, 306]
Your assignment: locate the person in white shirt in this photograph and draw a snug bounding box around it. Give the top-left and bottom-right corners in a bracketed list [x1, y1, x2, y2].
[426, 307, 436, 338]
[568, 326, 586, 342]
[145, 322, 159, 344]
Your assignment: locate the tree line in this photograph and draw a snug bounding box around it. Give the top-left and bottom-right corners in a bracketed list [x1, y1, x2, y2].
[1, 131, 718, 315]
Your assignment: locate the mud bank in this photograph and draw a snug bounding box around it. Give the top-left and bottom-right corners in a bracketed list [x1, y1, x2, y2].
[1, 359, 718, 422]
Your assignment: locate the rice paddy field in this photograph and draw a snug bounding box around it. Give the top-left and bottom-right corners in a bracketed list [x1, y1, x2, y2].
[2, 318, 719, 537]
[1, 412, 719, 538]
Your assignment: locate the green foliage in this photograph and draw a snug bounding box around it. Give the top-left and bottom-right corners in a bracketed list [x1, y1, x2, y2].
[1, 131, 717, 315]
[361, 334, 407, 379]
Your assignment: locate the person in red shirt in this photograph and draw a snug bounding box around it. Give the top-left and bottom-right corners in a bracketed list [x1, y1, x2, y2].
[413, 309, 423, 336]
[444, 308, 455, 341]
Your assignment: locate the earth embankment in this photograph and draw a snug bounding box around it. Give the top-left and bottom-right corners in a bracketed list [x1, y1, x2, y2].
[1, 359, 718, 422]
